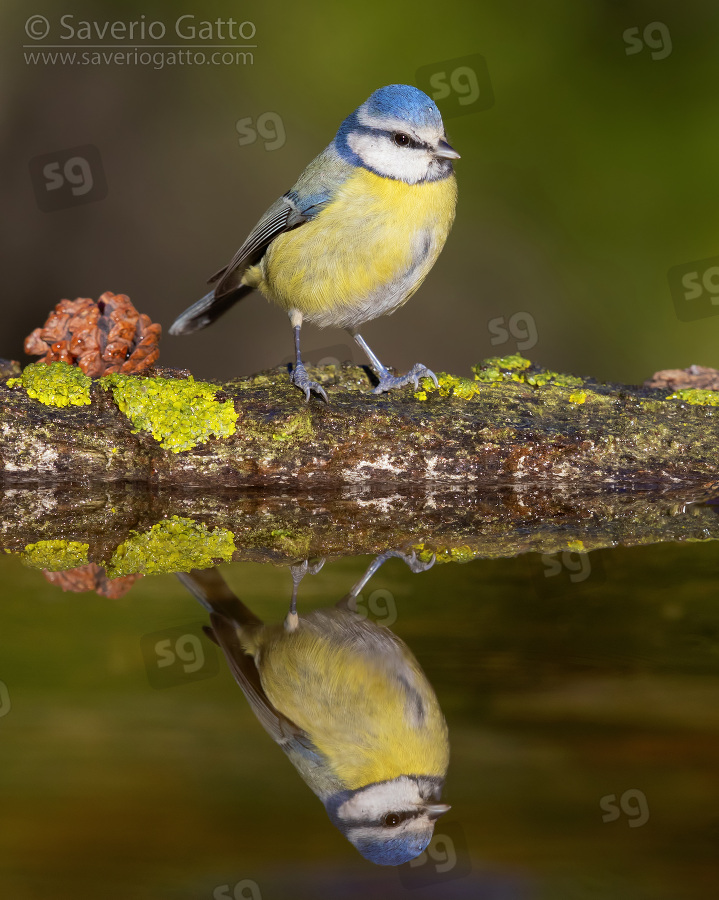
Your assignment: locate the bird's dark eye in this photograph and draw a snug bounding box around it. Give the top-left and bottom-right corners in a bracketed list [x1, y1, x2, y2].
[393, 132, 411, 147]
[383, 812, 403, 827]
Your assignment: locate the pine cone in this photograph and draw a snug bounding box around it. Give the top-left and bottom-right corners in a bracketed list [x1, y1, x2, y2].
[24, 292, 161, 376]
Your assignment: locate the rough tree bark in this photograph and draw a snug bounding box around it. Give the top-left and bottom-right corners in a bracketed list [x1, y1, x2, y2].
[1, 360, 718, 488]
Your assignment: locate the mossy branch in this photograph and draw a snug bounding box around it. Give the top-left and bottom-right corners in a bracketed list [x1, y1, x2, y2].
[1, 356, 718, 488]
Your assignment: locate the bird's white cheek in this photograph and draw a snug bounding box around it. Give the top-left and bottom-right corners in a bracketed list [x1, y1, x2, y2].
[347, 133, 429, 184]
[336, 777, 423, 821]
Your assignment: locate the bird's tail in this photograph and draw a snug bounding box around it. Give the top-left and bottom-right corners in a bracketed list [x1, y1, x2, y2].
[168, 285, 254, 335]
[176, 568, 263, 635]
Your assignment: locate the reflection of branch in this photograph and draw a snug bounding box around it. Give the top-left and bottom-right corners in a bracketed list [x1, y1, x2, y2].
[2, 481, 718, 571]
[1, 361, 719, 487]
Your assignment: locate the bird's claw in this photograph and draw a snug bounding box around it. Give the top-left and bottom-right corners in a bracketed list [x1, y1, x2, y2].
[291, 363, 329, 403]
[372, 363, 439, 394]
[393, 548, 436, 573]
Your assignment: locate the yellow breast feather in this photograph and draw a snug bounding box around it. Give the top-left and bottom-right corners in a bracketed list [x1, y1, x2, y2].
[255, 168, 457, 329]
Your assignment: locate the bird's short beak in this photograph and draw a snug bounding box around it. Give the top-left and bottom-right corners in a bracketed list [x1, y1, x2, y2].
[435, 139, 460, 160]
[425, 802, 451, 820]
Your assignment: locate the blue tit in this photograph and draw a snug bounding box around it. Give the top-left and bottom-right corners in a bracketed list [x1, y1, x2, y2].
[169, 84, 460, 401]
[178, 563, 450, 866]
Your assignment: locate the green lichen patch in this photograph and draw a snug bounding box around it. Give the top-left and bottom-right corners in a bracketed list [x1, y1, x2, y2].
[482, 354, 533, 372]
[472, 354, 532, 383]
[473, 356, 583, 388]
[106, 516, 235, 577]
[523, 370, 584, 388]
[415, 373, 482, 401]
[271, 409, 315, 442]
[22, 539, 89, 570]
[100, 373, 238, 452]
[418, 356, 585, 400]
[7, 361, 92, 407]
[666, 389, 719, 407]
[234, 408, 317, 451]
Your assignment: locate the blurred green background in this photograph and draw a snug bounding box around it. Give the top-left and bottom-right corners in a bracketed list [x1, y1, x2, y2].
[2, 0, 718, 384]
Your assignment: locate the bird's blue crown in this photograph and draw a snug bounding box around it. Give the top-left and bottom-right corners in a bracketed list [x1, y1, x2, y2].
[363, 84, 443, 130]
[334, 84, 444, 169]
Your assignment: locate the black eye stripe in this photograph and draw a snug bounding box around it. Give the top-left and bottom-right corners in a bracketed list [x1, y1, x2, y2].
[379, 809, 421, 827]
[392, 131, 424, 150]
[350, 123, 429, 151]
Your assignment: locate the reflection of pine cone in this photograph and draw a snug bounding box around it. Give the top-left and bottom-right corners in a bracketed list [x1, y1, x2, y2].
[24, 292, 161, 376]
[43, 563, 142, 599]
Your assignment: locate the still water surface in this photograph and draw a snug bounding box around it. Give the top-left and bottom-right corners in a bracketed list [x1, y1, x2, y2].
[1, 493, 718, 899]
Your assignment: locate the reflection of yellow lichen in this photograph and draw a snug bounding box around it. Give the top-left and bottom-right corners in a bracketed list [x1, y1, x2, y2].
[107, 516, 235, 576]
[8, 362, 92, 407]
[100, 373, 237, 452]
[269, 528, 312, 558]
[666, 388, 719, 407]
[413, 542, 477, 564]
[567, 539, 585, 552]
[22, 539, 89, 570]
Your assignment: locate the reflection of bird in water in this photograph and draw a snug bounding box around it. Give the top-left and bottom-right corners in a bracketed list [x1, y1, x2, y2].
[178, 552, 449, 865]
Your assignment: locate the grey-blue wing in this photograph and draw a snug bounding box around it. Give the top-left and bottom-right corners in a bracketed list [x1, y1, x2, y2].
[169, 143, 352, 335]
[210, 194, 307, 296]
[168, 192, 327, 335]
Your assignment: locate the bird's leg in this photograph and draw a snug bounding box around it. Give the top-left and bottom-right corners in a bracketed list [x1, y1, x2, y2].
[285, 557, 326, 632]
[348, 330, 439, 395]
[337, 549, 436, 612]
[289, 310, 329, 402]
